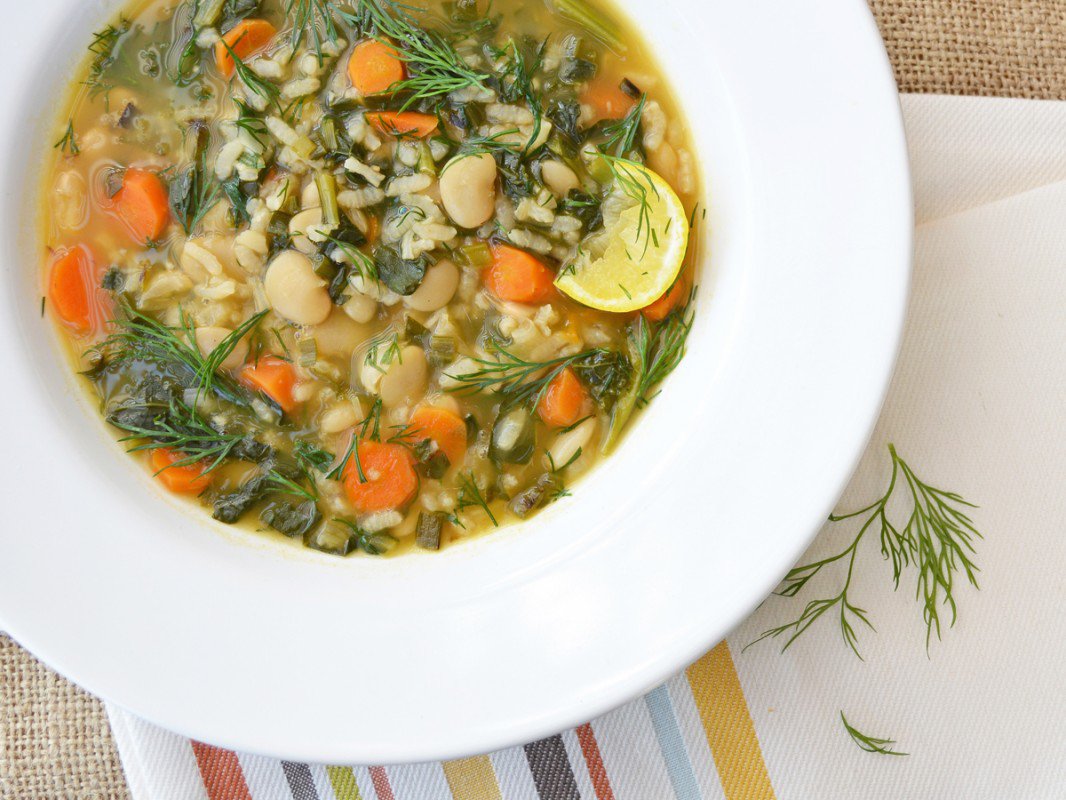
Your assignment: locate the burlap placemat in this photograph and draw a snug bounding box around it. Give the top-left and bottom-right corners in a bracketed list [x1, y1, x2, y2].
[2, 2, 1064, 797]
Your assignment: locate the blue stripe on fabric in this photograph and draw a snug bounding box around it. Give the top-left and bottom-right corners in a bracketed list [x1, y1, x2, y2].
[645, 685, 703, 800]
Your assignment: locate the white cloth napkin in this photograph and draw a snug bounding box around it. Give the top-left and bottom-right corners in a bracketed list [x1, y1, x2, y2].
[105, 94, 1066, 799]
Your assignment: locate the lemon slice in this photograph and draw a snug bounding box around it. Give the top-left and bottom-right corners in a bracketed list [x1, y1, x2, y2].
[555, 159, 688, 312]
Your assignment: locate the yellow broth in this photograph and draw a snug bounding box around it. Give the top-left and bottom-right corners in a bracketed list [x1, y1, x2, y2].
[41, 0, 702, 556]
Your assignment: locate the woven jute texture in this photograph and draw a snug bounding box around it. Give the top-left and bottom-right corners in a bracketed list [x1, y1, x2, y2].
[2, 2, 1065, 798]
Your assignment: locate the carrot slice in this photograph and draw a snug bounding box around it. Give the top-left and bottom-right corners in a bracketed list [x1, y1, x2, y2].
[641, 278, 687, 322]
[112, 169, 170, 244]
[408, 406, 467, 466]
[149, 448, 213, 494]
[482, 244, 556, 304]
[348, 39, 406, 95]
[537, 368, 589, 428]
[581, 78, 637, 123]
[240, 356, 299, 414]
[366, 111, 439, 139]
[342, 440, 419, 513]
[215, 19, 277, 78]
[48, 245, 105, 333]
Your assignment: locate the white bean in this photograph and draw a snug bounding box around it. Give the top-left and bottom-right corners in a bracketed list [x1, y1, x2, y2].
[379, 345, 428, 407]
[540, 160, 580, 198]
[404, 259, 459, 312]
[310, 309, 367, 356]
[194, 326, 248, 370]
[289, 207, 324, 255]
[53, 171, 87, 231]
[301, 180, 320, 209]
[547, 418, 597, 470]
[343, 292, 378, 323]
[439, 153, 497, 228]
[263, 250, 332, 325]
[320, 402, 359, 434]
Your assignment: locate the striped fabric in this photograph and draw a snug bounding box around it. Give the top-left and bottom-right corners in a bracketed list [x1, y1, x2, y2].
[166, 643, 773, 800]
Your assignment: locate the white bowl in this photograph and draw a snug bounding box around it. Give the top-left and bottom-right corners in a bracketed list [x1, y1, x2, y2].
[0, 0, 910, 763]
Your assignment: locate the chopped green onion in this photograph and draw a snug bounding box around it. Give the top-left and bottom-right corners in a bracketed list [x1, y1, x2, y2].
[193, 0, 226, 27]
[427, 336, 456, 366]
[457, 241, 492, 269]
[315, 171, 340, 227]
[297, 337, 318, 367]
[292, 135, 317, 161]
[416, 512, 445, 550]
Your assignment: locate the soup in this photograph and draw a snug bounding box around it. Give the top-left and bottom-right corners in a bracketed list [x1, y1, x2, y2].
[41, 0, 701, 556]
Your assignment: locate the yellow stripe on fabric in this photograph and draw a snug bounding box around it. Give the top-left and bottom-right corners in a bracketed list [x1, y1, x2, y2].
[686, 641, 775, 800]
[441, 755, 502, 800]
[326, 766, 363, 800]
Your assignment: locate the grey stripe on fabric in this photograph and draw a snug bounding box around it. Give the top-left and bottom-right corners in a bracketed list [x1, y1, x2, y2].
[524, 734, 581, 800]
[281, 761, 320, 800]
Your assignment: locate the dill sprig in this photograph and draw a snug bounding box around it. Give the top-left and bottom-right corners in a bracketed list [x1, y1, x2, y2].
[600, 154, 659, 259]
[840, 713, 908, 756]
[352, 0, 491, 105]
[112, 395, 246, 475]
[221, 39, 281, 111]
[326, 397, 383, 481]
[263, 469, 319, 502]
[54, 121, 80, 156]
[631, 299, 693, 406]
[442, 128, 522, 166]
[170, 124, 222, 235]
[497, 37, 547, 152]
[94, 305, 266, 408]
[457, 472, 498, 526]
[446, 342, 612, 408]
[85, 19, 130, 99]
[322, 233, 378, 281]
[600, 93, 645, 156]
[286, 0, 343, 64]
[746, 444, 982, 659]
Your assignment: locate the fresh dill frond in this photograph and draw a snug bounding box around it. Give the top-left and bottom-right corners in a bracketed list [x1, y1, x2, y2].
[322, 233, 378, 281]
[294, 439, 335, 473]
[263, 469, 318, 502]
[112, 395, 245, 475]
[85, 19, 131, 100]
[600, 93, 645, 156]
[286, 0, 342, 64]
[94, 304, 265, 409]
[457, 472, 498, 526]
[351, 0, 491, 106]
[496, 37, 547, 152]
[326, 398, 383, 482]
[221, 40, 281, 110]
[170, 124, 222, 235]
[630, 298, 694, 406]
[233, 99, 269, 145]
[442, 129, 522, 166]
[840, 713, 908, 756]
[599, 154, 659, 259]
[746, 444, 982, 659]
[445, 342, 614, 409]
[55, 121, 80, 156]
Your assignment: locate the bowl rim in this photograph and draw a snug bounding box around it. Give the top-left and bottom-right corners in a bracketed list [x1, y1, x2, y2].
[0, 0, 911, 763]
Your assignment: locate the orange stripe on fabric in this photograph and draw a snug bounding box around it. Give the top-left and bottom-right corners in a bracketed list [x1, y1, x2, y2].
[575, 723, 615, 800]
[442, 755, 502, 800]
[686, 641, 775, 800]
[369, 766, 395, 800]
[326, 766, 363, 800]
[191, 742, 253, 800]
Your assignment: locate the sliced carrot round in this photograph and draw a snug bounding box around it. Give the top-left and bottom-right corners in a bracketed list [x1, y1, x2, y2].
[641, 277, 687, 322]
[366, 110, 439, 139]
[240, 356, 299, 414]
[408, 406, 467, 466]
[149, 448, 213, 494]
[112, 169, 170, 244]
[581, 78, 637, 123]
[343, 440, 419, 513]
[483, 244, 556, 305]
[48, 245, 104, 333]
[215, 19, 277, 78]
[537, 368, 589, 428]
[348, 39, 405, 95]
